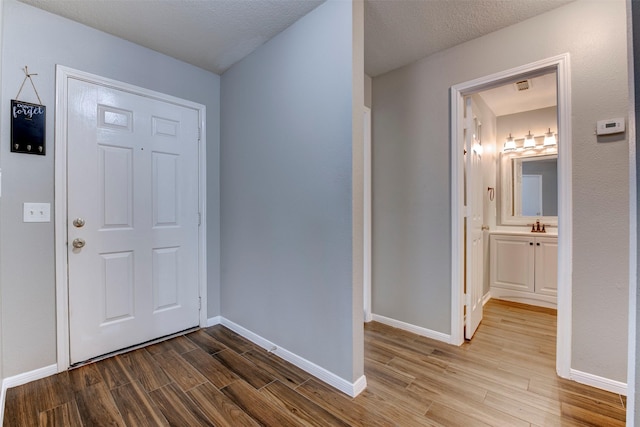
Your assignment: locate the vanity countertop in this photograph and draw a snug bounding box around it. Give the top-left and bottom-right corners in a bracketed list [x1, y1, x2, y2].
[489, 229, 558, 237]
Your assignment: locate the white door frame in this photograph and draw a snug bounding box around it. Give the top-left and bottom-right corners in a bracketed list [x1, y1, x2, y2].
[626, 0, 637, 417]
[363, 106, 372, 322]
[450, 54, 572, 379]
[54, 65, 208, 372]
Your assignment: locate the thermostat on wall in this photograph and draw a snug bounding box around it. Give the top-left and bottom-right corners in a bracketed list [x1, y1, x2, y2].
[596, 117, 625, 135]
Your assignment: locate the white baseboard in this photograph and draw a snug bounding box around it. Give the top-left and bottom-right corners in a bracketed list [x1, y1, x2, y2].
[3, 364, 58, 390]
[220, 317, 366, 397]
[371, 313, 451, 344]
[1, 364, 58, 425]
[570, 369, 628, 396]
[490, 287, 557, 309]
[207, 316, 221, 327]
[482, 292, 491, 306]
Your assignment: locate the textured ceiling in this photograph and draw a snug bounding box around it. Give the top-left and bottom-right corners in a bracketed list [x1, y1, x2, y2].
[477, 72, 557, 117]
[364, 0, 574, 76]
[18, 0, 574, 77]
[18, 0, 324, 75]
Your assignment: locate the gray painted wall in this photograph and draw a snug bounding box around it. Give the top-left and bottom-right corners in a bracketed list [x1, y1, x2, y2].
[0, 0, 221, 377]
[351, 1, 365, 381]
[221, 0, 362, 381]
[373, 0, 629, 382]
[496, 106, 558, 143]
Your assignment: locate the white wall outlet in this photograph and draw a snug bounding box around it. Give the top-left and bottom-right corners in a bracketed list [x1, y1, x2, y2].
[23, 203, 51, 223]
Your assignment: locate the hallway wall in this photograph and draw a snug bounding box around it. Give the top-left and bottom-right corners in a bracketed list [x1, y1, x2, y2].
[373, 0, 629, 383]
[220, 0, 364, 383]
[0, 0, 221, 378]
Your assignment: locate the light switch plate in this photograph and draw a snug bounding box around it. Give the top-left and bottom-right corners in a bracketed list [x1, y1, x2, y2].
[24, 203, 50, 222]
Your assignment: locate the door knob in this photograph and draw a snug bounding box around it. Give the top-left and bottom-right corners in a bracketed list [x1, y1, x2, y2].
[72, 238, 86, 249]
[73, 218, 85, 228]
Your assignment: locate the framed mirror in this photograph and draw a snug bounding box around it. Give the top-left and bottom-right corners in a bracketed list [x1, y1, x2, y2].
[500, 151, 558, 226]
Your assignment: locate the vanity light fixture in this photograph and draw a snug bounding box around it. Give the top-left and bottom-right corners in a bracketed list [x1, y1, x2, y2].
[543, 128, 557, 146]
[472, 140, 483, 155]
[503, 133, 516, 152]
[523, 131, 536, 149]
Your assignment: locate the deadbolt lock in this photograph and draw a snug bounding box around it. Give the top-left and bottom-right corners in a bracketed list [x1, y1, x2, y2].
[73, 218, 85, 228]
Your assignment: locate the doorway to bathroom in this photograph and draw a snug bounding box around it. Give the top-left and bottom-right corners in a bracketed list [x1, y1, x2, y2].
[450, 54, 572, 379]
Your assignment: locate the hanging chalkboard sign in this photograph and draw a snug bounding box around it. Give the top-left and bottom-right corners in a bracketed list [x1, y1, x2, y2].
[11, 100, 46, 155]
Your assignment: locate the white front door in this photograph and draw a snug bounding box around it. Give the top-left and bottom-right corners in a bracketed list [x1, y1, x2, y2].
[67, 78, 200, 364]
[464, 96, 484, 340]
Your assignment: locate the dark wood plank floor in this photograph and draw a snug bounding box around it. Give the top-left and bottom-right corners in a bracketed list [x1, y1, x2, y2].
[4, 299, 627, 426]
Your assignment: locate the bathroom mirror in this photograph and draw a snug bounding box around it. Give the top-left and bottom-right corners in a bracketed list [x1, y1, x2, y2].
[500, 151, 558, 226]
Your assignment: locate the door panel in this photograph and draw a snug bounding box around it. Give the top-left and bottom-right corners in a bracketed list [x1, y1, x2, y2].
[153, 153, 179, 226]
[465, 97, 484, 340]
[490, 235, 535, 292]
[101, 251, 135, 324]
[535, 237, 558, 296]
[152, 247, 180, 311]
[67, 78, 200, 364]
[99, 145, 133, 227]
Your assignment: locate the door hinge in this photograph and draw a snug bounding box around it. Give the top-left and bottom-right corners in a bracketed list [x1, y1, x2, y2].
[198, 212, 201, 226]
[198, 297, 202, 310]
[198, 127, 202, 141]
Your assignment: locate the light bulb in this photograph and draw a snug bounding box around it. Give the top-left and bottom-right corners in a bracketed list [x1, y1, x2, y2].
[503, 133, 516, 152]
[523, 131, 536, 149]
[544, 128, 557, 146]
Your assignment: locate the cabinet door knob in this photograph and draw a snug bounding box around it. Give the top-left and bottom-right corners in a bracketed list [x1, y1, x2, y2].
[537, 242, 541, 246]
[529, 242, 533, 246]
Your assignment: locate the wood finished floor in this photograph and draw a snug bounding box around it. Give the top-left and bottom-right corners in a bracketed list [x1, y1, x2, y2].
[4, 299, 627, 426]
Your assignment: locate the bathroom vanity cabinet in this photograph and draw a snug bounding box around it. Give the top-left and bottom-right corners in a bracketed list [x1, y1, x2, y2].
[489, 233, 557, 308]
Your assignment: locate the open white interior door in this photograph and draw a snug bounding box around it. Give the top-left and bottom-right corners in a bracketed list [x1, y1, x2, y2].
[464, 96, 484, 340]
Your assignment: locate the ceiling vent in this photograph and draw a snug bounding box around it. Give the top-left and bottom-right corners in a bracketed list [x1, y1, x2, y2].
[515, 80, 530, 91]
